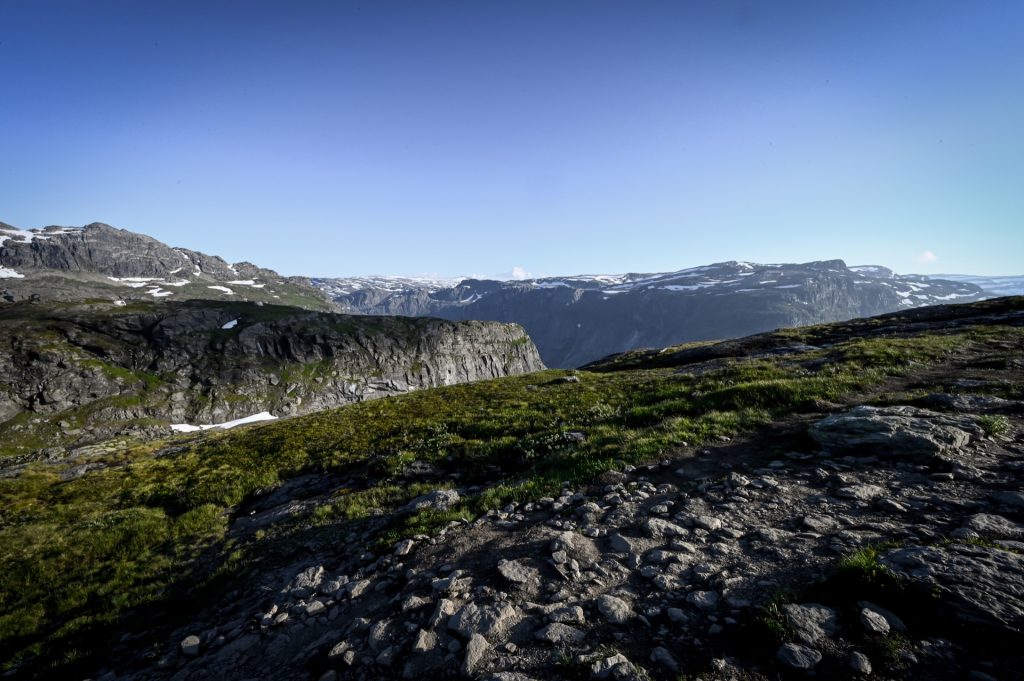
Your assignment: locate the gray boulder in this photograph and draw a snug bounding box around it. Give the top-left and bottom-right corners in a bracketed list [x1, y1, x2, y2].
[448, 602, 521, 642]
[497, 559, 539, 585]
[964, 513, 1024, 540]
[645, 518, 689, 539]
[534, 622, 585, 645]
[783, 603, 840, 644]
[809, 405, 979, 458]
[882, 544, 1024, 633]
[550, 531, 601, 567]
[777, 642, 822, 669]
[400, 489, 462, 515]
[179, 634, 201, 657]
[849, 651, 872, 674]
[462, 634, 492, 677]
[596, 595, 633, 624]
[859, 607, 890, 634]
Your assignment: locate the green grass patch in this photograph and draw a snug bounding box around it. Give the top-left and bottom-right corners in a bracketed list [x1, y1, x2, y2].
[976, 414, 1010, 437]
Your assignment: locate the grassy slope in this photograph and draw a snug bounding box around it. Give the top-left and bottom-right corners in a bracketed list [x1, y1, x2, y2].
[1, 300, 1023, 676]
[7, 270, 336, 313]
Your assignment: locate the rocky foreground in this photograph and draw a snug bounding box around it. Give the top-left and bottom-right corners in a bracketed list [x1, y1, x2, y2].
[72, 300, 1023, 681]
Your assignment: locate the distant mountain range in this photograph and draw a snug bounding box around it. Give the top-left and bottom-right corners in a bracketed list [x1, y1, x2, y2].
[2, 220, 1015, 369]
[849, 264, 1024, 297]
[314, 261, 992, 367]
[924, 274, 1024, 297]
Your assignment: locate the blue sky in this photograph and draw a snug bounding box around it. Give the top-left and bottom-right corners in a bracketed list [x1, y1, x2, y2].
[1, 1, 1021, 278]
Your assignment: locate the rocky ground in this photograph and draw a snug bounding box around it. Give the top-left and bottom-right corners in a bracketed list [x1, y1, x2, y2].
[86, 349, 1024, 680]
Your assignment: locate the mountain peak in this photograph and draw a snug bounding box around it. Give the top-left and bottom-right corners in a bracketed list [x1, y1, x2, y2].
[0, 220, 333, 310]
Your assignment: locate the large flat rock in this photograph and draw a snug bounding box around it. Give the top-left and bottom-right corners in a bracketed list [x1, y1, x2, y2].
[882, 543, 1024, 634]
[809, 406, 980, 458]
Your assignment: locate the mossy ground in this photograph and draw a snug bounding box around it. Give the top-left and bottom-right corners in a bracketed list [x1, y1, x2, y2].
[1, 313, 1022, 677]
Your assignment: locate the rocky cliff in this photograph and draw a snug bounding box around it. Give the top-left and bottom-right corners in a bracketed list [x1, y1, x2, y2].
[0, 299, 544, 460]
[315, 260, 988, 368]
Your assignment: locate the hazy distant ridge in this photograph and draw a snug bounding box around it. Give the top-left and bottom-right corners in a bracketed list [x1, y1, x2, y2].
[316, 260, 990, 367]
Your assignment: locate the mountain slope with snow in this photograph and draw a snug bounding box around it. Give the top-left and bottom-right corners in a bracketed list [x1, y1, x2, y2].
[0, 221, 333, 310]
[316, 260, 988, 367]
[925, 273, 1024, 297]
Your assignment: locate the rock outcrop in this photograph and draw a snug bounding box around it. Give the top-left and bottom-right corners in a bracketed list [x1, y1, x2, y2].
[0, 299, 544, 457]
[808, 405, 982, 459]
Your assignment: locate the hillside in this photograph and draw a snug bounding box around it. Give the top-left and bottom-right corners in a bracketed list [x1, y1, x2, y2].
[1, 297, 1022, 680]
[315, 260, 988, 367]
[0, 299, 543, 462]
[0, 221, 333, 310]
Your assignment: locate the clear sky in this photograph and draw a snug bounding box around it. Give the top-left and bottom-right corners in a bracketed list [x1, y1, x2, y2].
[1, 1, 1021, 278]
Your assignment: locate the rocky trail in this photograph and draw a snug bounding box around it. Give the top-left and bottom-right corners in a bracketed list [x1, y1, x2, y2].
[94, 360, 1024, 681]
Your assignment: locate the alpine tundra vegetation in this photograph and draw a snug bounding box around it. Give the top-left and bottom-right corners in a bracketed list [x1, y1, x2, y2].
[2, 297, 1023, 680]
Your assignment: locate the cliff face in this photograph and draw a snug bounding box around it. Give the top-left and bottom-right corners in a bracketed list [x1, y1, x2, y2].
[0, 300, 544, 458]
[316, 260, 988, 367]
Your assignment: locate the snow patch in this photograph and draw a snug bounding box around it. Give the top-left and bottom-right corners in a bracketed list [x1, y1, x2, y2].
[0, 267, 24, 279]
[0, 225, 78, 246]
[171, 411, 277, 433]
[659, 281, 720, 292]
[108, 277, 152, 288]
[931, 292, 976, 300]
[207, 285, 235, 295]
[222, 319, 239, 329]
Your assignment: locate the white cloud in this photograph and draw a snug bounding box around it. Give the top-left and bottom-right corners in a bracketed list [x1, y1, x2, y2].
[510, 266, 532, 280]
[914, 250, 938, 263]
